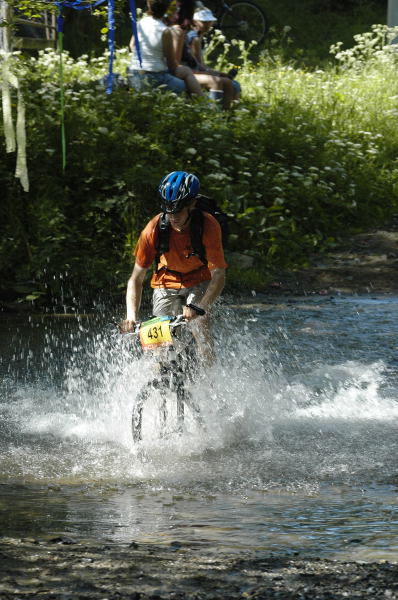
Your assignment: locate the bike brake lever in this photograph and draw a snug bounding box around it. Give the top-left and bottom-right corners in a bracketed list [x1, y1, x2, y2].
[170, 314, 186, 329]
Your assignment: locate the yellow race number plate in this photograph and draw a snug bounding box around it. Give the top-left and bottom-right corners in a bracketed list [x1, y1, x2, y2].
[139, 316, 173, 351]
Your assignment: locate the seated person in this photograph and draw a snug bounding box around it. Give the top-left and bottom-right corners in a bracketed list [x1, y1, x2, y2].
[128, 0, 203, 97]
[165, 0, 204, 97]
[184, 6, 242, 109]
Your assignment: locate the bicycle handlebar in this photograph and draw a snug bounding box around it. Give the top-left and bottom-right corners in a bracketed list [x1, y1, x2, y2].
[133, 314, 187, 336]
[169, 314, 186, 329]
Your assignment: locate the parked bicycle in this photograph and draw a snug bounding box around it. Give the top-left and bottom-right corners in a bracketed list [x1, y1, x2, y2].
[130, 314, 203, 443]
[210, 0, 268, 45]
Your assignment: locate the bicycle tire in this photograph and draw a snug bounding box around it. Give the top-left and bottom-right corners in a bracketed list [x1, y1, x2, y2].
[131, 382, 205, 442]
[131, 323, 201, 443]
[219, 0, 268, 45]
[131, 386, 149, 443]
[131, 384, 185, 442]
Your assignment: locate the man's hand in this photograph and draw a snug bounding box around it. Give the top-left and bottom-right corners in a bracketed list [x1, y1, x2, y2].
[119, 319, 136, 333]
[183, 305, 203, 321]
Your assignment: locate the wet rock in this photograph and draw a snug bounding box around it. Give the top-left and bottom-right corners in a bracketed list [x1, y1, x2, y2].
[48, 535, 77, 545]
[1, 537, 398, 599]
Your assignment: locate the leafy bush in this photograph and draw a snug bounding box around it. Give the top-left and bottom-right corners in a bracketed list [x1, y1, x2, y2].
[1, 26, 398, 307]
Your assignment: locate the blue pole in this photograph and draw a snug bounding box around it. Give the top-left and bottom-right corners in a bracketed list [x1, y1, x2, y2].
[106, 0, 116, 94]
[129, 0, 142, 68]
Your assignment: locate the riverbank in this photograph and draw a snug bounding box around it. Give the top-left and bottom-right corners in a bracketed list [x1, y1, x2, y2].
[2, 220, 398, 313]
[1, 536, 397, 599]
[264, 217, 398, 297]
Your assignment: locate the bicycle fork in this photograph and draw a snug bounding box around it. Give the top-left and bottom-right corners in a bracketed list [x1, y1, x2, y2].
[132, 369, 203, 442]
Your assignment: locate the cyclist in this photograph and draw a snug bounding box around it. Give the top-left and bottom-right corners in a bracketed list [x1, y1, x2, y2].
[120, 171, 227, 366]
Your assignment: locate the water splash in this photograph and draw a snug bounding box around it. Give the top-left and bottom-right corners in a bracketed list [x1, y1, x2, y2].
[1, 307, 397, 492]
[1, 302, 398, 560]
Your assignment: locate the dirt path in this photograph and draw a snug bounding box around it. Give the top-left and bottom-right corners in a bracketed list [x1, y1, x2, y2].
[269, 218, 398, 296]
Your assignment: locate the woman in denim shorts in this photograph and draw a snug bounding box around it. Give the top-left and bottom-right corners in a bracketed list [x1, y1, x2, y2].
[128, 0, 202, 96]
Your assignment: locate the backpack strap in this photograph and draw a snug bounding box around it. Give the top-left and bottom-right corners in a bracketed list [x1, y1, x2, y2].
[155, 213, 170, 273]
[154, 209, 208, 272]
[188, 209, 207, 266]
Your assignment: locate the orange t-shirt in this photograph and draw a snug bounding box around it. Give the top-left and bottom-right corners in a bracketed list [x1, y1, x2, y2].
[134, 212, 227, 289]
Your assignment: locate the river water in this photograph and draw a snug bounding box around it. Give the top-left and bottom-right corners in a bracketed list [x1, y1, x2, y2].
[1, 296, 398, 562]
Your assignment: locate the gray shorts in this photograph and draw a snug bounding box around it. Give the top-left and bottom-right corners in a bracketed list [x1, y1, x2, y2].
[152, 282, 208, 317]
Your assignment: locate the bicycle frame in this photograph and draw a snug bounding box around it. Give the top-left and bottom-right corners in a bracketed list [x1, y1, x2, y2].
[131, 315, 202, 442]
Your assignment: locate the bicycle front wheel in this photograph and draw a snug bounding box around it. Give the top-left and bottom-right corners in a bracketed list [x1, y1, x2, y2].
[219, 0, 268, 45]
[131, 383, 183, 442]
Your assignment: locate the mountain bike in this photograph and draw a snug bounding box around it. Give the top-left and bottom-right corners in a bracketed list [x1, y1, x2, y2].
[211, 0, 268, 45]
[130, 315, 203, 443]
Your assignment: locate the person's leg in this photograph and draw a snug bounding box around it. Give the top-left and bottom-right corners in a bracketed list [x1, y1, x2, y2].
[220, 76, 235, 109]
[174, 65, 204, 96]
[232, 79, 241, 101]
[153, 71, 187, 94]
[184, 282, 215, 367]
[193, 73, 224, 106]
[189, 314, 214, 367]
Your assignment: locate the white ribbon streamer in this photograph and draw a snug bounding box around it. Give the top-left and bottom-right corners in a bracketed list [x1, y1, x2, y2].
[1, 55, 16, 152]
[15, 86, 28, 192]
[1, 52, 29, 192]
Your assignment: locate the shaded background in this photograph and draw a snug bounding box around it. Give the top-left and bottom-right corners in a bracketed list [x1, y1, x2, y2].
[61, 0, 388, 61]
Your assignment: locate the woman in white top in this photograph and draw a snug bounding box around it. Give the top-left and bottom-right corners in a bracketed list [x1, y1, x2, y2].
[128, 0, 203, 96]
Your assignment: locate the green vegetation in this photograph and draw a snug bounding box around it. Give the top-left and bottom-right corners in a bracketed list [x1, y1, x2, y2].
[1, 14, 398, 308]
[261, 0, 387, 63]
[7, 0, 386, 63]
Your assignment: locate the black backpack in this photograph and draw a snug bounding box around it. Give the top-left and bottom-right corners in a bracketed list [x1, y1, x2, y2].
[155, 195, 230, 269]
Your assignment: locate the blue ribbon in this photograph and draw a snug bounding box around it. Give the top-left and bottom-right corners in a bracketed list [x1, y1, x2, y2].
[56, 0, 107, 10]
[56, 0, 117, 94]
[106, 0, 115, 94]
[128, 0, 142, 68]
[56, 7, 65, 33]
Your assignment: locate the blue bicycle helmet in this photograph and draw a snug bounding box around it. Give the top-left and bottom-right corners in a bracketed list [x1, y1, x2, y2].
[159, 171, 200, 213]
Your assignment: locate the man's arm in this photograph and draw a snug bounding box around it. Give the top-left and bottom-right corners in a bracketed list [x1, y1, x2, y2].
[120, 263, 148, 332]
[183, 268, 225, 320]
[200, 268, 225, 308]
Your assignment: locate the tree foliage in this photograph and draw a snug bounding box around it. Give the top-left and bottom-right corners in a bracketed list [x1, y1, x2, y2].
[1, 26, 398, 309]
